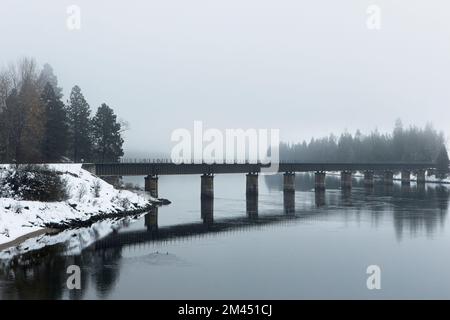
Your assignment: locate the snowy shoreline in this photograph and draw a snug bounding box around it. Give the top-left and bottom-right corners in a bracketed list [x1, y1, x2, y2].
[326, 171, 450, 184]
[0, 164, 157, 250]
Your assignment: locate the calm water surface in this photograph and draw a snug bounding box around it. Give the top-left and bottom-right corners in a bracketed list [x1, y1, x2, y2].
[1, 174, 449, 299]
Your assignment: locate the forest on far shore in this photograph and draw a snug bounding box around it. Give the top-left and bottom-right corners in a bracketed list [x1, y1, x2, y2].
[0, 58, 125, 164]
[280, 120, 449, 173]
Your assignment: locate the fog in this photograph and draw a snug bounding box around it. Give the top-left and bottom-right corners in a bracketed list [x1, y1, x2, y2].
[1, 0, 449, 157]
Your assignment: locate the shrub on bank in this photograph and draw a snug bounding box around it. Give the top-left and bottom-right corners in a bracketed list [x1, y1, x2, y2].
[0, 165, 68, 202]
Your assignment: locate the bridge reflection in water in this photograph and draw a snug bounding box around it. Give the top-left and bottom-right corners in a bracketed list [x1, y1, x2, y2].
[91, 182, 450, 251]
[99, 202, 297, 251]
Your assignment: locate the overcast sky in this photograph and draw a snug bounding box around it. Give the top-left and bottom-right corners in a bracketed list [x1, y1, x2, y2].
[1, 0, 450, 156]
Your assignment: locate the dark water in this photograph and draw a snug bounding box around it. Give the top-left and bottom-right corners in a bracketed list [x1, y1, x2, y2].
[1, 173, 450, 299]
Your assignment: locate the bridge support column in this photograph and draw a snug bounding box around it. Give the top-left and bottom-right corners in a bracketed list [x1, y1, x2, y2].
[246, 173, 258, 218]
[201, 174, 214, 200]
[383, 171, 394, 186]
[401, 170, 411, 185]
[283, 172, 295, 215]
[315, 172, 326, 191]
[364, 171, 374, 187]
[246, 173, 259, 196]
[340, 171, 352, 189]
[283, 172, 295, 193]
[416, 170, 426, 184]
[201, 197, 214, 224]
[145, 175, 158, 198]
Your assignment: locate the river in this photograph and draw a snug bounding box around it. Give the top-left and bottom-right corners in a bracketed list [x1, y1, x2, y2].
[0, 173, 449, 299]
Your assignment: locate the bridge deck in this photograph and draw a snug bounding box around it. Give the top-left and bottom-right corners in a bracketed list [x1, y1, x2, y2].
[83, 162, 435, 176]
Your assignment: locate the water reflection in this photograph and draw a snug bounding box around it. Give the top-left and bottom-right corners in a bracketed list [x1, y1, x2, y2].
[364, 185, 374, 195]
[144, 207, 158, 231]
[392, 185, 450, 239]
[401, 184, 411, 194]
[340, 188, 352, 206]
[89, 247, 122, 299]
[0, 174, 449, 299]
[0, 243, 123, 300]
[266, 173, 450, 239]
[384, 185, 394, 196]
[201, 198, 214, 224]
[283, 191, 295, 215]
[315, 190, 326, 207]
[246, 194, 258, 219]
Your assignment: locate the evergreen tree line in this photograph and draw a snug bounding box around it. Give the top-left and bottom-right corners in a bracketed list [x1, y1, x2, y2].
[0, 58, 124, 163]
[280, 120, 449, 171]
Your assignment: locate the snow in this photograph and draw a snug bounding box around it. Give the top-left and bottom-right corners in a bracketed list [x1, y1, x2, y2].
[0, 164, 154, 248]
[391, 172, 450, 183]
[332, 171, 450, 184]
[0, 215, 144, 263]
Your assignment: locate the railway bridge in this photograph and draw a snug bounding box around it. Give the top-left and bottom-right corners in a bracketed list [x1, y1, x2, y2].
[82, 161, 435, 199]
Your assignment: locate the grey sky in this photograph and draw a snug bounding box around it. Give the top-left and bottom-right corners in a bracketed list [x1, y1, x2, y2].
[1, 0, 449, 156]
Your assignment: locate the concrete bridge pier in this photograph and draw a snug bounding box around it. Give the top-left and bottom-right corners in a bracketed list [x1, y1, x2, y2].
[383, 171, 394, 186]
[416, 170, 426, 184]
[145, 175, 158, 198]
[246, 173, 258, 219]
[283, 172, 295, 193]
[246, 194, 258, 219]
[283, 172, 295, 215]
[200, 173, 214, 201]
[315, 172, 326, 191]
[201, 174, 214, 200]
[340, 171, 352, 189]
[401, 170, 411, 185]
[201, 198, 214, 224]
[364, 171, 374, 187]
[246, 173, 259, 196]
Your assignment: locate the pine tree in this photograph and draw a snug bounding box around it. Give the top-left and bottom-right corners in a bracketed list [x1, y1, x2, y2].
[41, 83, 68, 162]
[67, 85, 92, 162]
[3, 89, 23, 162]
[19, 69, 45, 163]
[435, 145, 450, 177]
[37, 63, 63, 99]
[92, 103, 124, 163]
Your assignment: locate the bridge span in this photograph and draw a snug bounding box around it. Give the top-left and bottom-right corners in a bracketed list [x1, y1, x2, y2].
[82, 161, 435, 199]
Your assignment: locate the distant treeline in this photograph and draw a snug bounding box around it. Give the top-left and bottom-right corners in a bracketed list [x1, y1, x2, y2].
[280, 121, 449, 170]
[0, 58, 124, 163]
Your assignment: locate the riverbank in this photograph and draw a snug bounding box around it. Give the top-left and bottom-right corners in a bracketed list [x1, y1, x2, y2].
[0, 228, 58, 252]
[327, 171, 450, 184]
[0, 164, 157, 249]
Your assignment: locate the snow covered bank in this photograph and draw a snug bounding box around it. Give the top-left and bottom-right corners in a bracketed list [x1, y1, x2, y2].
[0, 164, 155, 248]
[0, 215, 144, 263]
[328, 171, 450, 184]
